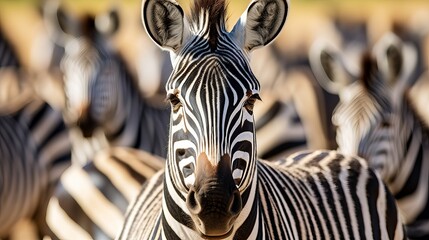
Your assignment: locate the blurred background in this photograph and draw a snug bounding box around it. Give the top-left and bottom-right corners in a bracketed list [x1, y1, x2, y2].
[0, 0, 428, 70]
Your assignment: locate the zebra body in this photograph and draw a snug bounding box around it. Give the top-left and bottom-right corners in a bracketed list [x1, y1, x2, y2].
[120, 150, 404, 239]
[45, 147, 164, 239]
[119, 0, 404, 239]
[0, 97, 71, 237]
[311, 32, 429, 239]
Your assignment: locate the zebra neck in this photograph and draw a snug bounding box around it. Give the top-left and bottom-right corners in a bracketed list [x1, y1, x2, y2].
[103, 65, 140, 144]
[388, 100, 429, 223]
[161, 163, 261, 239]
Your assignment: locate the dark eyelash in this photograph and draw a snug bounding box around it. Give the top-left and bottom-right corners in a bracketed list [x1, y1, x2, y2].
[167, 93, 182, 112]
[243, 94, 261, 113]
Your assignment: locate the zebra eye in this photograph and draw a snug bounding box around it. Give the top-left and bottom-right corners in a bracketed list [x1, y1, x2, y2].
[243, 94, 261, 113]
[167, 94, 182, 112]
[380, 120, 390, 128]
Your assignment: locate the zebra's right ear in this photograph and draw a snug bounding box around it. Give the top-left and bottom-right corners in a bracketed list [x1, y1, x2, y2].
[43, 0, 79, 46]
[309, 39, 354, 94]
[230, 0, 288, 52]
[142, 0, 186, 53]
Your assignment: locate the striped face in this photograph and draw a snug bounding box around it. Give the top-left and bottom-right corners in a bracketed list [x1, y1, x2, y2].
[166, 39, 260, 193]
[333, 81, 397, 178]
[61, 38, 119, 137]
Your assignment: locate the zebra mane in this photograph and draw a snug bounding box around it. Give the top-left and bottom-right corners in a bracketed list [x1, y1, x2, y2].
[360, 51, 379, 91]
[190, 0, 227, 51]
[359, 51, 391, 112]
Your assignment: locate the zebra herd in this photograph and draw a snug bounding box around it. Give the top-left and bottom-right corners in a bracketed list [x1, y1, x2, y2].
[0, 0, 428, 239]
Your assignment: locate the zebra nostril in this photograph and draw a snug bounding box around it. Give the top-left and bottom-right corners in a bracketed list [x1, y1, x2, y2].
[229, 189, 242, 215]
[186, 188, 201, 215]
[177, 149, 186, 157]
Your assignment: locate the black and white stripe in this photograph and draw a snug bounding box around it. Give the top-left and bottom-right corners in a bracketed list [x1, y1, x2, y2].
[44, 147, 164, 239]
[0, 96, 71, 238]
[119, 0, 405, 239]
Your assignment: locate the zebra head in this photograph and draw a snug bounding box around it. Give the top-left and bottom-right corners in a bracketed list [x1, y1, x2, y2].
[143, 0, 288, 237]
[49, 4, 121, 137]
[311, 33, 418, 180]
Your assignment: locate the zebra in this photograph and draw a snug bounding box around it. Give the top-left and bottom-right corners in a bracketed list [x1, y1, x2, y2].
[118, 0, 405, 239]
[44, 146, 164, 239]
[43, 4, 170, 164]
[311, 32, 429, 239]
[0, 85, 72, 239]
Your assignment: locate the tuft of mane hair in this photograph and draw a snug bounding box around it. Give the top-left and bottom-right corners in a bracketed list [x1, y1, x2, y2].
[190, 0, 227, 51]
[81, 14, 97, 40]
[360, 51, 379, 91]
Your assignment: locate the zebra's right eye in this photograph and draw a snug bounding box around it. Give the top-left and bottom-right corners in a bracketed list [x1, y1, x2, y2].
[243, 94, 261, 114]
[167, 94, 182, 112]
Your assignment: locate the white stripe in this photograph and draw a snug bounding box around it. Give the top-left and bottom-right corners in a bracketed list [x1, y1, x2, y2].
[46, 197, 92, 240]
[61, 166, 124, 238]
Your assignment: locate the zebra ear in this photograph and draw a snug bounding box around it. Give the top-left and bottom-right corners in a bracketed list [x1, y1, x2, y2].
[309, 39, 355, 94]
[374, 32, 418, 88]
[95, 8, 120, 36]
[43, 0, 79, 46]
[230, 0, 288, 52]
[142, 0, 186, 53]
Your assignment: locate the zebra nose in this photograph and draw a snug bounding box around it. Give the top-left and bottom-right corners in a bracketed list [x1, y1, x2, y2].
[186, 153, 242, 236]
[186, 187, 242, 216]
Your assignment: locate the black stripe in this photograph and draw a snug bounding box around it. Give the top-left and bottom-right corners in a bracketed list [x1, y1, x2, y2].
[84, 163, 129, 213]
[260, 140, 306, 159]
[394, 144, 423, 199]
[367, 170, 381, 239]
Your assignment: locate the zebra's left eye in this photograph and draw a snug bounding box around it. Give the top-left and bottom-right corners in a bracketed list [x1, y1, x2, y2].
[243, 94, 261, 113]
[167, 94, 182, 112]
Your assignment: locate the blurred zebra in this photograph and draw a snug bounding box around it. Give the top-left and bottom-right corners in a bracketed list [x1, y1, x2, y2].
[43, 147, 164, 239]
[43, 3, 170, 164]
[119, 0, 405, 238]
[0, 96, 72, 236]
[311, 32, 429, 239]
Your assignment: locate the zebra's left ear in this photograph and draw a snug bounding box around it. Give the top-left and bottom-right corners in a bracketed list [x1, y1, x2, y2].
[142, 0, 187, 53]
[374, 32, 418, 88]
[230, 0, 288, 52]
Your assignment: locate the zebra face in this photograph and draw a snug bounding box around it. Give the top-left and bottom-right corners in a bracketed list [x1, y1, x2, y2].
[61, 38, 118, 137]
[312, 32, 418, 180]
[165, 50, 260, 238]
[332, 82, 395, 177]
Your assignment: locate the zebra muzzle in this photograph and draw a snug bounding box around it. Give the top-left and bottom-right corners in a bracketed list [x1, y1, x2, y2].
[186, 153, 242, 237]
